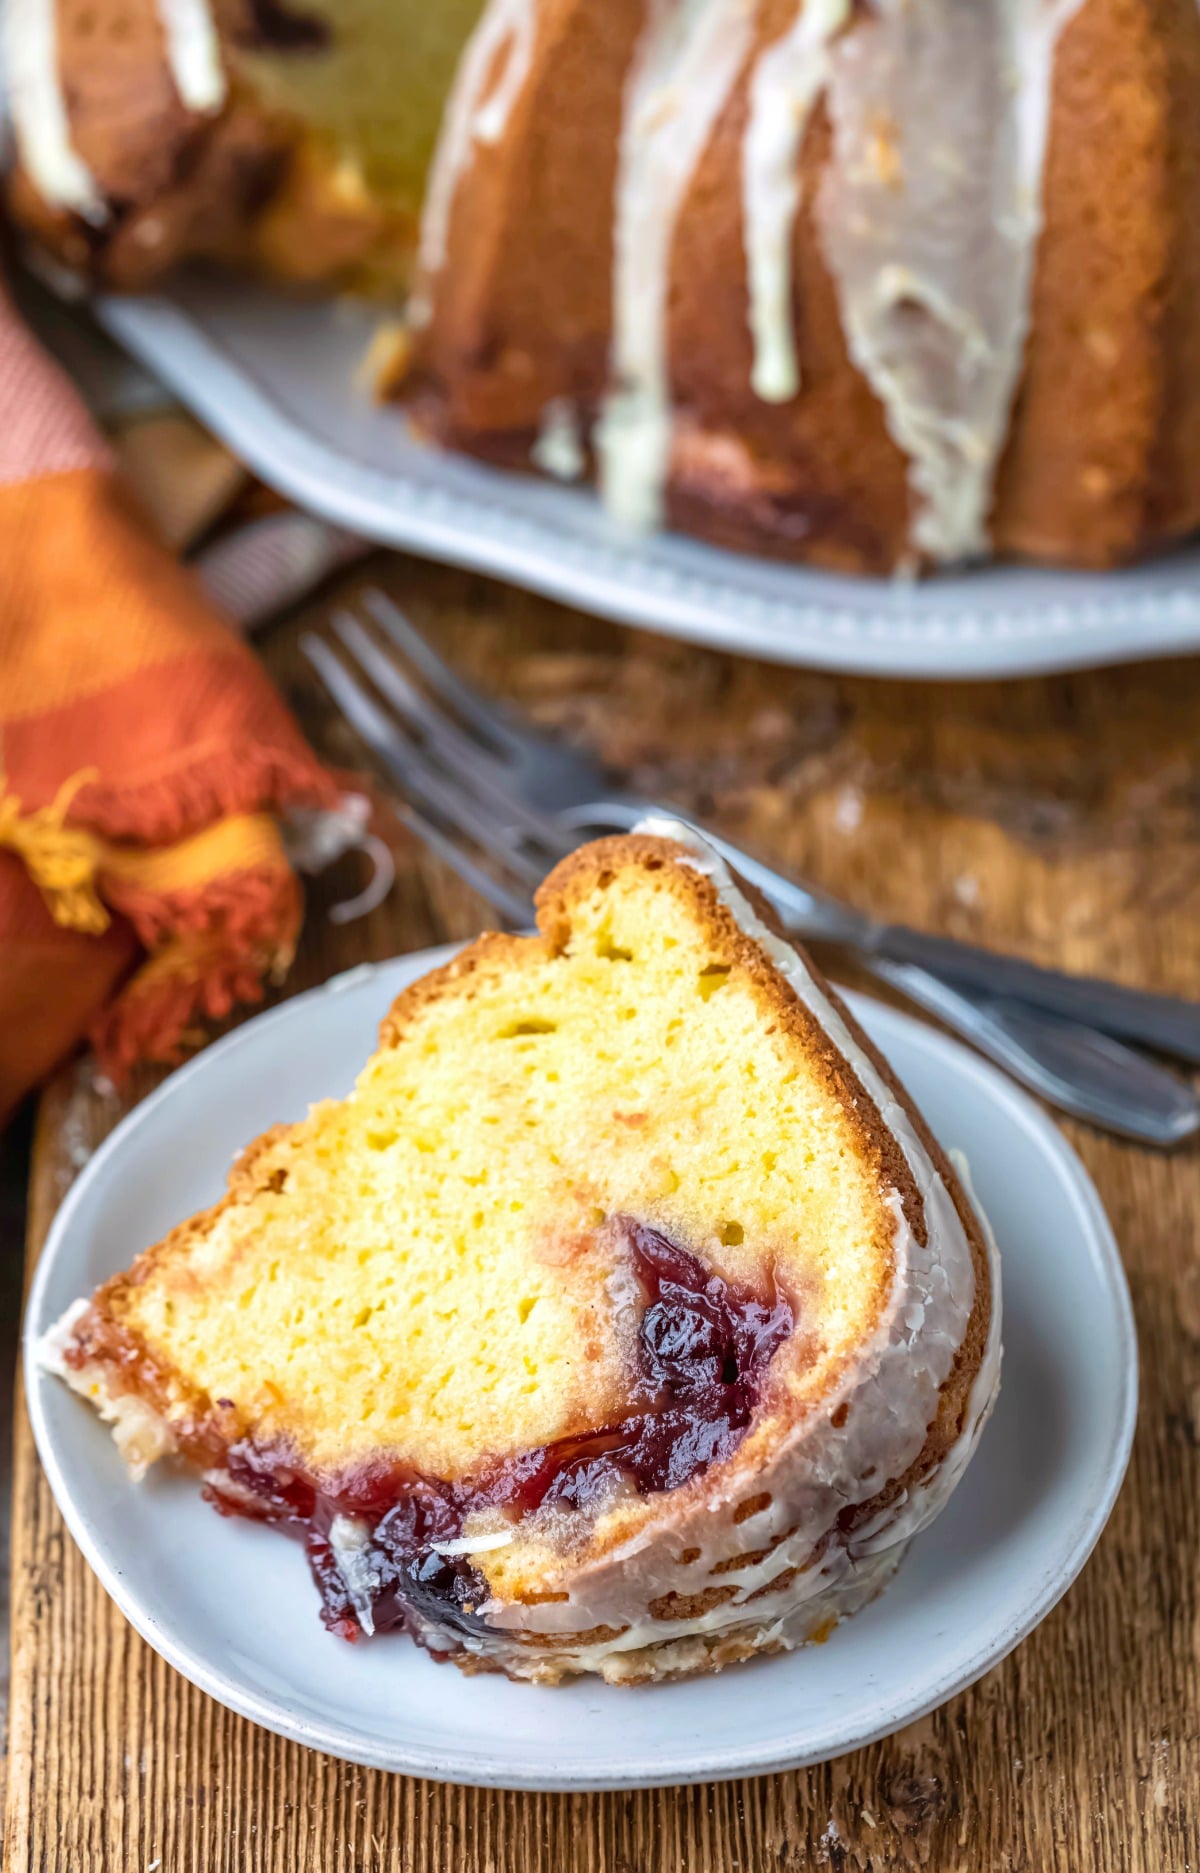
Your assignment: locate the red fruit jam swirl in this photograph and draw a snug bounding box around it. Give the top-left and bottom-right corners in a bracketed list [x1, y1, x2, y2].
[207, 1220, 794, 1645]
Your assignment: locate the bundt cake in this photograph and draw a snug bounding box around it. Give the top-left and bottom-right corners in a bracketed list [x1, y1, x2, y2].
[406, 0, 1200, 571]
[8, 0, 1200, 571]
[40, 824, 1000, 1686]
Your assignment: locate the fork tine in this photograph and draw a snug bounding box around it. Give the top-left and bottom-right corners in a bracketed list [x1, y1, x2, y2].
[399, 800, 533, 928]
[304, 631, 560, 886]
[362, 589, 530, 757]
[386, 738, 550, 894]
[331, 609, 516, 798]
[301, 631, 551, 901]
[329, 609, 570, 854]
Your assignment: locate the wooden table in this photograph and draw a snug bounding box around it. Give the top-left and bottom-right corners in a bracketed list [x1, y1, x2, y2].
[7, 556, 1199, 1871]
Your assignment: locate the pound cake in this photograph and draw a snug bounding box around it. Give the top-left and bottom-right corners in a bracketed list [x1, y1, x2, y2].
[40, 823, 1000, 1685]
[8, 0, 1200, 572]
[405, 0, 1200, 571]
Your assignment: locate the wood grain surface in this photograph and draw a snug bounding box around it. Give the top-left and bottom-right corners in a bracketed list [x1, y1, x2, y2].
[7, 558, 1199, 1872]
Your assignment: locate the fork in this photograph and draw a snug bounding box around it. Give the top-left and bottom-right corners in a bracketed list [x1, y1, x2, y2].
[301, 594, 1200, 1146]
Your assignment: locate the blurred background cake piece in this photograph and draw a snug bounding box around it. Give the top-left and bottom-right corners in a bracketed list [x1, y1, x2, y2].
[5, 0, 485, 289]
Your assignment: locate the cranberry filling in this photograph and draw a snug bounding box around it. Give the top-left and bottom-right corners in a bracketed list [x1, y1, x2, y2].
[206, 1220, 794, 1646]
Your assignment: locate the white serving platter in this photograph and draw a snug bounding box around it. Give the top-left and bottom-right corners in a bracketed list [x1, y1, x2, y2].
[26, 949, 1136, 1789]
[91, 277, 1200, 679]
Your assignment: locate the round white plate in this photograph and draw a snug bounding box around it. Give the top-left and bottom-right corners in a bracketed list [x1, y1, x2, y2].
[89, 280, 1200, 680]
[26, 949, 1136, 1790]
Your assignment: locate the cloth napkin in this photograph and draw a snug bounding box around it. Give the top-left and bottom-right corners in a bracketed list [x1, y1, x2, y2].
[0, 283, 346, 1128]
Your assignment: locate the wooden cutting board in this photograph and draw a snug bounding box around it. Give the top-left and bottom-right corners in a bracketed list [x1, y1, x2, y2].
[7, 560, 1199, 1872]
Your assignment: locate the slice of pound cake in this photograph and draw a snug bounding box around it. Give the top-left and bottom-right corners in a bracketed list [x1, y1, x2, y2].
[40, 823, 1000, 1685]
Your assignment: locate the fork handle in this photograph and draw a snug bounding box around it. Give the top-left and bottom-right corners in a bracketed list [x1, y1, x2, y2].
[866, 958, 1200, 1146]
[707, 822, 1200, 1064]
[571, 797, 1200, 1068]
[659, 811, 1200, 1066]
[863, 924, 1200, 1065]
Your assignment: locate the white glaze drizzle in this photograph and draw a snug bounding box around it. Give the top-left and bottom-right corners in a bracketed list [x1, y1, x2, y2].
[411, 0, 537, 327]
[742, 0, 849, 403]
[594, 0, 756, 531]
[328, 1514, 383, 1636]
[531, 398, 586, 481]
[156, 0, 226, 115]
[471, 0, 536, 145]
[35, 1297, 91, 1376]
[4, 0, 107, 222]
[873, 1145, 1004, 1549]
[430, 1528, 515, 1557]
[817, 0, 1084, 563]
[37, 1305, 179, 1480]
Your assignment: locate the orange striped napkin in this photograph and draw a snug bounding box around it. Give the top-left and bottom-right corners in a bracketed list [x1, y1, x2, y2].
[0, 284, 341, 1127]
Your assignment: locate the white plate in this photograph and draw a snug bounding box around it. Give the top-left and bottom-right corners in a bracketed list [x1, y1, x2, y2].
[26, 949, 1136, 1790]
[94, 279, 1200, 680]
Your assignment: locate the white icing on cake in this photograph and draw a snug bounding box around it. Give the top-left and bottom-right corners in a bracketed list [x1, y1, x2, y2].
[4, 0, 106, 222]
[430, 1529, 515, 1557]
[594, 0, 756, 531]
[35, 1296, 91, 1377]
[37, 1301, 178, 1480]
[531, 398, 586, 481]
[328, 1513, 384, 1636]
[471, 0, 536, 145]
[413, 0, 537, 325]
[818, 0, 1084, 562]
[202, 1468, 265, 1512]
[156, 0, 226, 115]
[743, 0, 850, 404]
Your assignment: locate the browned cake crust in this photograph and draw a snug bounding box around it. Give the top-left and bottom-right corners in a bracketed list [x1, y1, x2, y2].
[992, 0, 1200, 567]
